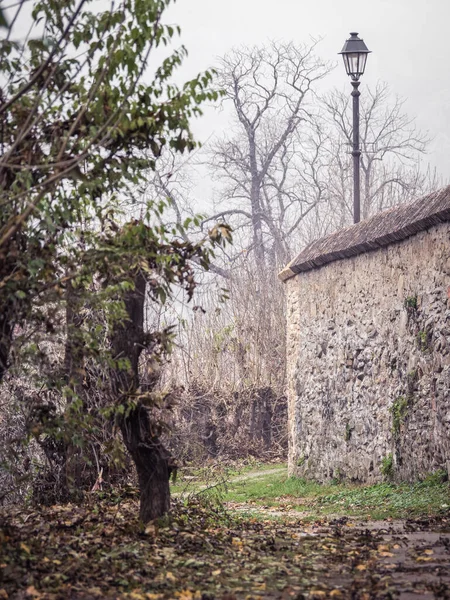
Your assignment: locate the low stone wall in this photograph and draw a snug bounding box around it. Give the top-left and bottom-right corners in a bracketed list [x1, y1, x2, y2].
[284, 220, 450, 482]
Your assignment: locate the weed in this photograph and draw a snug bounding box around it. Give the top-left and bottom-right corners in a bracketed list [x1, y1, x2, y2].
[314, 478, 450, 520]
[381, 453, 394, 480]
[404, 295, 418, 311]
[422, 469, 448, 485]
[331, 469, 344, 485]
[390, 396, 409, 437]
[344, 422, 354, 442]
[417, 330, 431, 352]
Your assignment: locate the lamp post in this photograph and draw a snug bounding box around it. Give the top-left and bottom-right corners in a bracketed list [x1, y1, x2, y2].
[339, 32, 371, 224]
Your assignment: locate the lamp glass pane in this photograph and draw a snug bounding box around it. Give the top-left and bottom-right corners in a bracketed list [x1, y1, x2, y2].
[358, 53, 367, 75]
[347, 53, 360, 76]
[342, 54, 351, 76]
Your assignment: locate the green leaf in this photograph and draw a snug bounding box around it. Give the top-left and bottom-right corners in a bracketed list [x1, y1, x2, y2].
[0, 8, 9, 29]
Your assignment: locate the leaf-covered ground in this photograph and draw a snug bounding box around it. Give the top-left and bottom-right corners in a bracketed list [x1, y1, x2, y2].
[1, 491, 450, 600]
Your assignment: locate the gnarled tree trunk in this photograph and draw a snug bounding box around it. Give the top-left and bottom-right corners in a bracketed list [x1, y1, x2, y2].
[110, 271, 171, 522]
[119, 405, 170, 522]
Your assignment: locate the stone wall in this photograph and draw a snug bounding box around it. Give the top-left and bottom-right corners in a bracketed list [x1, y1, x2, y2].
[284, 221, 450, 482]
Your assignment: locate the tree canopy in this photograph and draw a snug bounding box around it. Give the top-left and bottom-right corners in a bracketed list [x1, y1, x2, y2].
[0, 0, 230, 520]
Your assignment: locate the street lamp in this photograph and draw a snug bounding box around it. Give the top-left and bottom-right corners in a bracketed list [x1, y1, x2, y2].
[339, 32, 371, 224]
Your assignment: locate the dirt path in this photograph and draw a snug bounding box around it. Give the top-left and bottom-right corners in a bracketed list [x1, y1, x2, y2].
[222, 503, 450, 597]
[300, 517, 450, 599]
[174, 465, 287, 496]
[229, 465, 287, 482]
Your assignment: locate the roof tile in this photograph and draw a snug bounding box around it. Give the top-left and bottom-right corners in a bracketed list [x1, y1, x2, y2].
[279, 186, 450, 281]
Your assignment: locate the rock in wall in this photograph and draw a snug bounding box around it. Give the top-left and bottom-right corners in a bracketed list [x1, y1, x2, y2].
[285, 222, 450, 482]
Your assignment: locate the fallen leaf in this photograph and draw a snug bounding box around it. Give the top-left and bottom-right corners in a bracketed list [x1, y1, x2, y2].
[20, 542, 30, 554]
[127, 593, 147, 600]
[174, 592, 191, 600]
[144, 523, 157, 536]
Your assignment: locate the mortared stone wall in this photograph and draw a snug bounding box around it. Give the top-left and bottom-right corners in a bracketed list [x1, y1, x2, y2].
[281, 188, 450, 482]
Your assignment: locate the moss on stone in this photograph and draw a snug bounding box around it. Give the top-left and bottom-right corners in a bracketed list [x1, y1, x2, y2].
[390, 396, 409, 438]
[381, 453, 394, 480]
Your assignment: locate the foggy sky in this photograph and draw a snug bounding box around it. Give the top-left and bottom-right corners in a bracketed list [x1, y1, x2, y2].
[4, 0, 450, 179]
[166, 0, 450, 179]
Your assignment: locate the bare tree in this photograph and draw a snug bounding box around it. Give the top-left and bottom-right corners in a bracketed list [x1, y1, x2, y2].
[322, 82, 435, 224]
[206, 41, 330, 272]
[140, 45, 330, 463]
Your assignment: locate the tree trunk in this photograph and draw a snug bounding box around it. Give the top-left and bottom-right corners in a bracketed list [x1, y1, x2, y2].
[120, 405, 170, 522]
[0, 309, 13, 383]
[63, 282, 86, 496]
[260, 387, 273, 450]
[248, 135, 266, 272]
[110, 271, 171, 523]
[250, 178, 266, 270]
